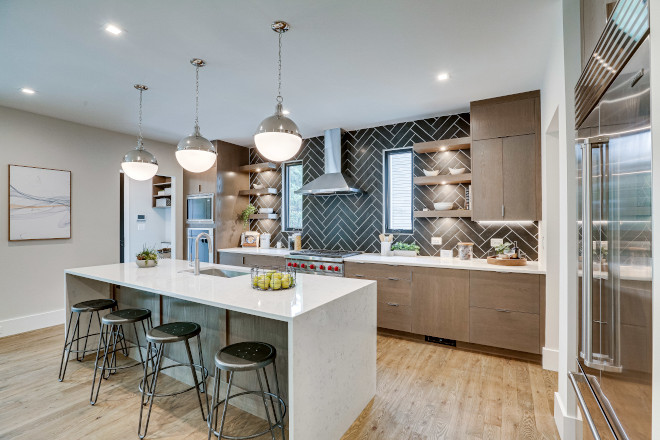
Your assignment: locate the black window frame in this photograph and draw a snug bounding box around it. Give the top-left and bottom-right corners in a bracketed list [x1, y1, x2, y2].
[282, 161, 303, 232]
[383, 148, 414, 234]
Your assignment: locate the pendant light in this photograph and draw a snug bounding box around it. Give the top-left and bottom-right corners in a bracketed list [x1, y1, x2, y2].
[176, 58, 217, 173]
[122, 85, 158, 181]
[254, 21, 302, 162]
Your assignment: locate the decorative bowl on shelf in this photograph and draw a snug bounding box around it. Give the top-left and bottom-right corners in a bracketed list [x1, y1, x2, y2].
[136, 259, 157, 268]
[423, 169, 440, 176]
[448, 167, 466, 175]
[259, 208, 274, 214]
[253, 183, 265, 189]
[433, 202, 454, 211]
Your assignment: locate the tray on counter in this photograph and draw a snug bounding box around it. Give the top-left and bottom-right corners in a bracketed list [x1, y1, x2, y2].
[486, 256, 527, 266]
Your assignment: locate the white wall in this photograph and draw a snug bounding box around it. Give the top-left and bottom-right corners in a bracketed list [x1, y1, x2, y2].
[0, 106, 183, 336]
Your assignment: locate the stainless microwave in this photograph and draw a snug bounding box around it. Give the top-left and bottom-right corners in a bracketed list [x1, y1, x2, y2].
[186, 193, 214, 223]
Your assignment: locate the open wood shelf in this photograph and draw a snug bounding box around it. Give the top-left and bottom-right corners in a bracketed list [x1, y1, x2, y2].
[413, 173, 471, 186]
[413, 136, 471, 154]
[152, 182, 172, 187]
[239, 162, 277, 173]
[414, 210, 472, 218]
[153, 194, 171, 198]
[151, 175, 172, 208]
[249, 213, 278, 220]
[238, 188, 278, 196]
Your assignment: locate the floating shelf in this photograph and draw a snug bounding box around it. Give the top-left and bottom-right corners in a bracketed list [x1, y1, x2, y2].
[238, 188, 278, 196]
[239, 162, 277, 173]
[249, 213, 278, 220]
[413, 136, 471, 154]
[153, 194, 172, 198]
[413, 173, 472, 186]
[414, 210, 472, 218]
[153, 182, 172, 187]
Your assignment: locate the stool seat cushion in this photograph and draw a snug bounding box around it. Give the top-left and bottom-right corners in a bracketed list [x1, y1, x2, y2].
[214, 342, 276, 372]
[71, 298, 117, 313]
[102, 308, 151, 325]
[147, 322, 201, 343]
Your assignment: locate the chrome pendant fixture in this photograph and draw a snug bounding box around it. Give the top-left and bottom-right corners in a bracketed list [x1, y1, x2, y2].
[254, 21, 302, 162]
[122, 85, 158, 181]
[176, 58, 217, 173]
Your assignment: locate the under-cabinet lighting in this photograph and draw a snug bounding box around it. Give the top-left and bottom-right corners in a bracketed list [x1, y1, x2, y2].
[437, 72, 450, 81]
[478, 221, 535, 226]
[105, 24, 123, 35]
[441, 181, 446, 185]
[21, 88, 36, 94]
[440, 147, 446, 151]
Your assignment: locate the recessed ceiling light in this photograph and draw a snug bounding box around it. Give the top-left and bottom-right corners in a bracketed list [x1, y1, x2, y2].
[105, 24, 123, 35]
[437, 72, 450, 81]
[21, 88, 36, 95]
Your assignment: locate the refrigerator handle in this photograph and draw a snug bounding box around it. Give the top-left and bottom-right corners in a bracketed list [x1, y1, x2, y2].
[581, 142, 594, 366]
[569, 371, 601, 440]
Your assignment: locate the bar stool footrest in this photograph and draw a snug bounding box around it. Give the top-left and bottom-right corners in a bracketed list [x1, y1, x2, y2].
[139, 362, 209, 398]
[209, 390, 286, 440]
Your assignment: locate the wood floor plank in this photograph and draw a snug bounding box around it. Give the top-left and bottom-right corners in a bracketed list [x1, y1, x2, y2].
[0, 325, 559, 440]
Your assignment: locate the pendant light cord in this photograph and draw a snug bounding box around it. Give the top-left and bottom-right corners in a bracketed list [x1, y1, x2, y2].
[195, 64, 200, 130]
[277, 31, 283, 103]
[137, 87, 143, 150]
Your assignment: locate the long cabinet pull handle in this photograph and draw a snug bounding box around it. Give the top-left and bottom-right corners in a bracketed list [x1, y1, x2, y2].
[568, 371, 602, 440]
[386, 302, 399, 307]
[501, 204, 505, 217]
[354, 274, 364, 278]
[495, 308, 511, 313]
[387, 277, 400, 281]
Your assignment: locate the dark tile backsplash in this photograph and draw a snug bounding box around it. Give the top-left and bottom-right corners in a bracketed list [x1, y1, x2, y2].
[247, 113, 539, 260]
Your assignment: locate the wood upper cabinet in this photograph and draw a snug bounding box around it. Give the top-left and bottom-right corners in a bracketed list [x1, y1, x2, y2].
[470, 91, 541, 221]
[411, 267, 469, 341]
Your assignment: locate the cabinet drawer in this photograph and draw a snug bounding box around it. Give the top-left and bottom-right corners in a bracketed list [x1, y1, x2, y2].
[377, 278, 412, 305]
[377, 302, 412, 332]
[219, 252, 246, 266]
[243, 255, 285, 267]
[345, 262, 412, 280]
[470, 271, 540, 314]
[470, 307, 540, 354]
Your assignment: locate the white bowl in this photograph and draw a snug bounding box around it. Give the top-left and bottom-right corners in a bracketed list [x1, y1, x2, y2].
[449, 167, 466, 175]
[252, 183, 265, 189]
[259, 208, 274, 214]
[423, 169, 440, 176]
[433, 202, 454, 211]
[136, 259, 157, 268]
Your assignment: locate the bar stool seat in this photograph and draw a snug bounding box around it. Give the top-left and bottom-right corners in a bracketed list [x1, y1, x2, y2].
[90, 308, 153, 405]
[208, 342, 286, 440]
[147, 321, 201, 343]
[71, 298, 117, 313]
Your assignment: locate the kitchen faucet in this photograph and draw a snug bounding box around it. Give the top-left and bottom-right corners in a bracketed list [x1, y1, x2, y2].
[194, 232, 211, 275]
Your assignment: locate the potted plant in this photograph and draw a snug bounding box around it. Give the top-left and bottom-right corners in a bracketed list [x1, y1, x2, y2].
[493, 242, 512, 258]
[136, 246, 159, 268]
[239, 203, 257, 228]
[391, 242, 420, 257]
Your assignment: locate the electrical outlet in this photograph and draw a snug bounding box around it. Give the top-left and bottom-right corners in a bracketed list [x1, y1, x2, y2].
[431, 237, 443, 245]
[491, 238, 504, 247]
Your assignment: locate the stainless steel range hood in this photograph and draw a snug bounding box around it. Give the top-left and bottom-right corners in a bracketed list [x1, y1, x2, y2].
[296, 128, 363, 195]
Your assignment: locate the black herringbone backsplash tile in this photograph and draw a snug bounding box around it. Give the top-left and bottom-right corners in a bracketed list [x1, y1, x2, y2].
[247, 113, 539, 260]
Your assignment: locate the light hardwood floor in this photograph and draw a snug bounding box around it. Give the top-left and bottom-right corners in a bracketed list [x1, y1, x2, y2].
[0, 326, 558, 440]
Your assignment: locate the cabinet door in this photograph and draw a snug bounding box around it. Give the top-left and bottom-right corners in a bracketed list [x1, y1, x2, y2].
[411, 268, 469, 341]
[502, 134, 538, 220]
[243, 254, 285, 267]
[471, 138, 503, 221]
[219, 252, 246, 266]
[470, 97, 536, 140]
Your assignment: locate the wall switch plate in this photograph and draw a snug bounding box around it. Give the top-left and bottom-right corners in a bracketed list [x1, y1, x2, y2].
[491, 238, 504, 247]
[431, 237, 443, 245]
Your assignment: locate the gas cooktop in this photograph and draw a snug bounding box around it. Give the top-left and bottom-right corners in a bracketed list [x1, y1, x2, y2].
[288, 249, 362, 259]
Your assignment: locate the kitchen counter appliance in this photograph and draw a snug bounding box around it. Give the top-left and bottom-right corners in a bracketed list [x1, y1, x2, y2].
[286, 249, 361, 277]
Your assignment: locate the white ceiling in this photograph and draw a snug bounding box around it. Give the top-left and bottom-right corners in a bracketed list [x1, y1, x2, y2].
[0, 0, 559, 146]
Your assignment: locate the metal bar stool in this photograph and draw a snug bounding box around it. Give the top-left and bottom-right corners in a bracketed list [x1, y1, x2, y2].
[58, 298, 117, 382]
[138, 321, 209, 439]
[90, 308, 154, 405]
[207, 342, 286, 440]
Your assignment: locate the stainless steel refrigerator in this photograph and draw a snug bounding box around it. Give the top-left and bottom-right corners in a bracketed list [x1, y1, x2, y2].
[571, 2, 652, 437]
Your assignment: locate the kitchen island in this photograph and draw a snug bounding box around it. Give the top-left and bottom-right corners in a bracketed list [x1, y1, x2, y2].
[64, 259, 377, 440]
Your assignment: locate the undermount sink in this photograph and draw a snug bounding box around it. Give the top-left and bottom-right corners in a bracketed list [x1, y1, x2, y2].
[182, 267, 249, 278]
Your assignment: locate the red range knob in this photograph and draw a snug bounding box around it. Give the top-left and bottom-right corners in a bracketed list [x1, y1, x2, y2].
[319, 265, 325, 270]
[287, 262, 292, 266]
[334, 266, 340, 272]
[301, 263, 306, 269]
[293, 263, 298, 268]
[309, 264, 315, 269]
[327, 266, 332, 271]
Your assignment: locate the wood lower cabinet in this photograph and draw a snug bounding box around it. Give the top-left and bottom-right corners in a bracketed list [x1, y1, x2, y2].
[411, 267, 469, 341]
[469, 307, 540, 354]
[217, 251, 285, 268]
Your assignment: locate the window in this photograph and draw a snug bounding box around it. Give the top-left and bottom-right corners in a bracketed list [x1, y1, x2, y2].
[384, 149, 413, 233]
[283, 162, 303, 230]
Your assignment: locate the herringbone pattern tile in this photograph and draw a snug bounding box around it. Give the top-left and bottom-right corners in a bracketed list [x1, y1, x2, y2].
[248, 113, 539, 260]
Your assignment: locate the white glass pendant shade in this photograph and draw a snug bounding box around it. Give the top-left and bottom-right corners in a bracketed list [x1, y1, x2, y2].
[254, 103, 302, 162]
[121, 145, 158, 180]
[176, 127, 217, 173]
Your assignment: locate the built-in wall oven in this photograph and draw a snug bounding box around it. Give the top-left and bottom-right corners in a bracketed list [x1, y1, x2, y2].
[186, 193, 214, 223]
[187, 227, 214, 263]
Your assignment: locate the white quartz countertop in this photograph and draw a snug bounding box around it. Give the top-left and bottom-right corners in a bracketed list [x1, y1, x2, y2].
[65, 259, 375, 322]
[218, 247, 291, 256]
[344, 254, 546, 274]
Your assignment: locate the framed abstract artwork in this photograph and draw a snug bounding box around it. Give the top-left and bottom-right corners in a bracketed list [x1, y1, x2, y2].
[8, 165, 71, 241]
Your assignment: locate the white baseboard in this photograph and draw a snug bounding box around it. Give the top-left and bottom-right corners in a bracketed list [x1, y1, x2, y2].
[0, 309, 64, 337]
[542, 346, 559, 371]
[554, 392, 582, 440]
